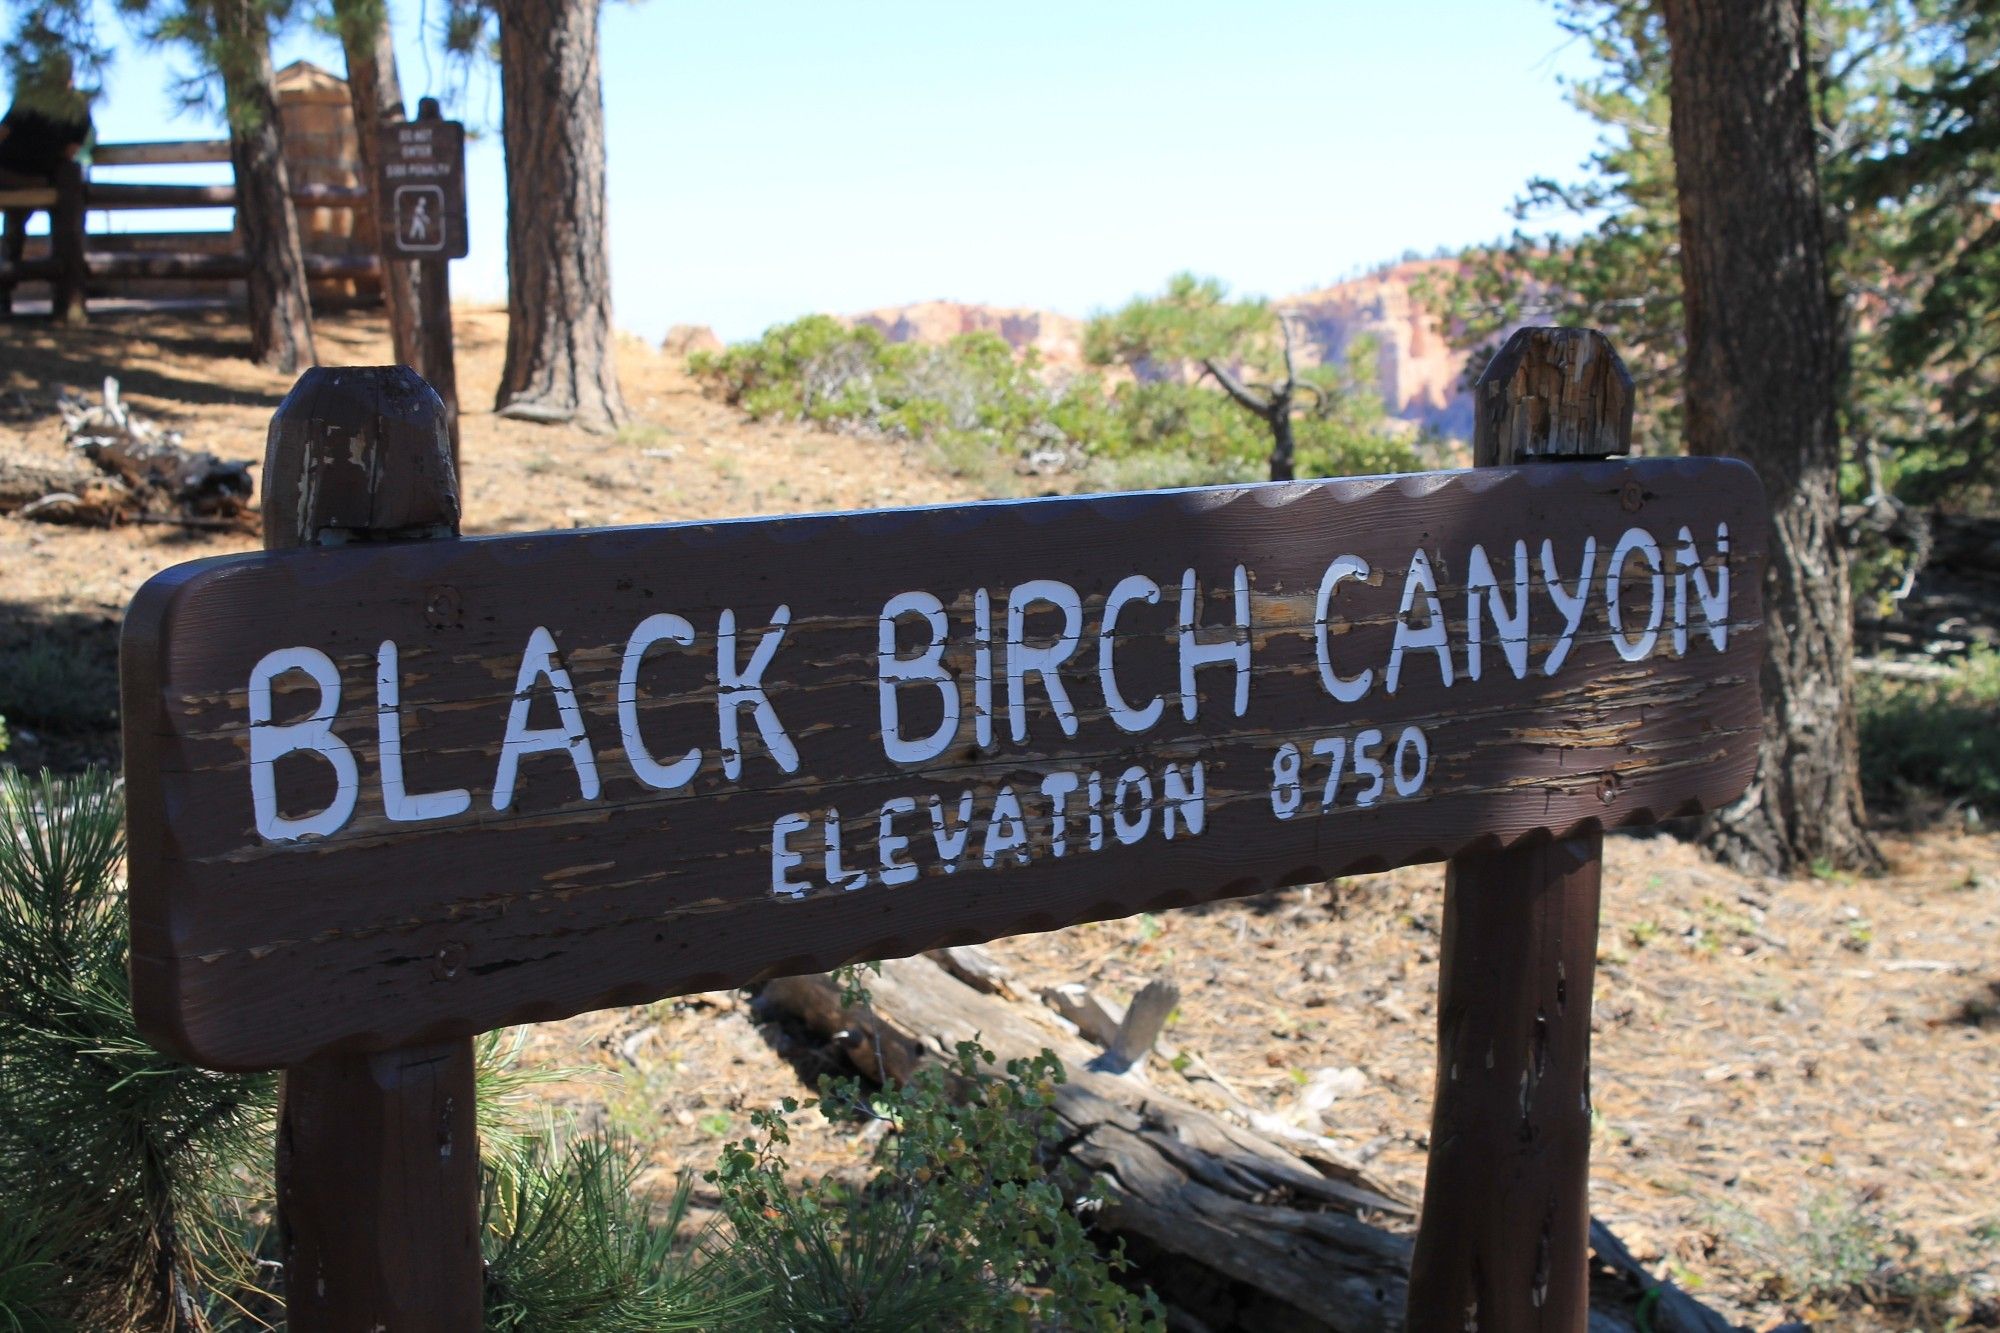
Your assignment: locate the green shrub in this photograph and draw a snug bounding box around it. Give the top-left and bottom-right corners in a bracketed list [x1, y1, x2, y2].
[1857, 646, 2000, 811]
[0, 640, 117, 734]
[1710, 1189, 1975, 1326]
[689, 313, 1417, 493]
[709, 1042, 1163, 1331]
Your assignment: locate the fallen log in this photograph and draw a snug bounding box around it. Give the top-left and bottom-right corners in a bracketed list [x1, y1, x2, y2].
[60, 379, 252, 522]
[759, 955, 1737, 1333]
[0, 450, 131, 523]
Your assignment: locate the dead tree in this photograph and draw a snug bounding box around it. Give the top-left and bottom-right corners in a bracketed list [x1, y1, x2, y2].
[1202, 312, 1321, 483]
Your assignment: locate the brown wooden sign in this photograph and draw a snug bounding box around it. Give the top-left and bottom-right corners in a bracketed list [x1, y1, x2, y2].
[376, 116, 468, 260]
[123, 457, 1765, 1071]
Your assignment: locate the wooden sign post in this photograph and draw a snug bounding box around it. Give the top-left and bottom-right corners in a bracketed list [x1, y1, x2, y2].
[251, 367, 479, 1328]
[1406, 328, 1634, 1330]
[374, 98, 466, 467]
[121, 331, 1764, 1330]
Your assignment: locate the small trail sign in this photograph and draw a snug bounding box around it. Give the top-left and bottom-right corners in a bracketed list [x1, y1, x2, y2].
[377, 115, 467, 260]
[123, 442, 1765, 1073]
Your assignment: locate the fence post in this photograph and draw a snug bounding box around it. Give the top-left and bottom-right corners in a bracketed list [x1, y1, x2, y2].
[411, 97, 461, 472]
[1405, 327, 1633, 1331]
[51, 157, 88, 325]
[264, 366, 482, 1331]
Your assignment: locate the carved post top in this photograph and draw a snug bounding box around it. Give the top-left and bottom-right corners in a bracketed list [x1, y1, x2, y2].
[263, 365, 459, 552]
[1472, 327, 1634, 468]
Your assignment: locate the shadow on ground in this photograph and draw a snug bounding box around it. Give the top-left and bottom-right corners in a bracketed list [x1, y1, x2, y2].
[0, 598, 121, 773]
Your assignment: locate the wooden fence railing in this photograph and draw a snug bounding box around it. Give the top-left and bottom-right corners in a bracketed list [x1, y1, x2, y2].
[0, 137, 378, 317]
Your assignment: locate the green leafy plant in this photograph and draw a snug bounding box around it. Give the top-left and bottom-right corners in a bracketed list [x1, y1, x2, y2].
[708, 1042, 1163, 1331]
[1857, 646, 2000, 813]
[1710, 1189, 1975, 1327]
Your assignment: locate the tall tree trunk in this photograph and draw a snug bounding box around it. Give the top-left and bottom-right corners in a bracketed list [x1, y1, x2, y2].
[1661, 0, 1879, 875]
[332, 0, 421, 366]
[494, 0, 627, 432]
[215, 0, 315, 373]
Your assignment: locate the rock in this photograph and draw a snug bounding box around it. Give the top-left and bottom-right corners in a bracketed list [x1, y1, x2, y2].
[1285, 258, 1502, 439]
[845, 300, 1085, 369]
[1296, 1065, 1369, 1125]
[662, 324, 723, 359]
[840, 262, 1492, 439]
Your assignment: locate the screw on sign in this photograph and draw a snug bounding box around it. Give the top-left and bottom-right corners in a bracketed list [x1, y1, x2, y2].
[119, 331, 1765, 1331]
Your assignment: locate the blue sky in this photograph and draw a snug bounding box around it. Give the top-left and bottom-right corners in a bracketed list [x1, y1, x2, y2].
[59, 0, 1603, 342]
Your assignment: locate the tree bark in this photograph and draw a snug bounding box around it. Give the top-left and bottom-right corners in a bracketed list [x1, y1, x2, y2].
[332, 0, 420, 365]
[494, 0, 627, 432]
[215, 0, 316, 373]
[1267, 399, 1296, 482]
[1662, 0, 1879, 875]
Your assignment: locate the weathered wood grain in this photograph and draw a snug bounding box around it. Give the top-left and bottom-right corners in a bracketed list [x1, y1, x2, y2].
[123, 455, 1767, 1071]
[762, 956, 1414, 1333]
[1411, 326, 1631, 1333]
[256, 366, 483, 1333]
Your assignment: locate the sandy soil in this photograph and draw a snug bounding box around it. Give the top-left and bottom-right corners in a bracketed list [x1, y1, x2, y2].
[2, 304, 1996, 1330]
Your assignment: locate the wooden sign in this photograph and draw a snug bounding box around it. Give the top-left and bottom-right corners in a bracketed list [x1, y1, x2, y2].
[123, 456, 1765, 1071]
[376, 116, 468, 260]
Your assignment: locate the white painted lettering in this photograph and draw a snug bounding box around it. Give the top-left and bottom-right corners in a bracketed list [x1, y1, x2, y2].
[1098, 574, 1164, 733]
[929, 790, 975, 871]
[619, 613, 701, 790]
[1607, 528, 1665, 662]
[1673, 524, 1730, 655]
[1351, 728, 1386, 807]
[1540, 537, 1597, 676]
[1006, 579, 1083, 743]
[717, 606, 799, 780]
[1313, 735, 1348, 808]
[1386, 549, 1454, 694]
[973, 588, 994, 748]
[1465, 541, 1530, 682]
[1162, 760, 1206, 838]
[376, 640, 470, 823]
[1392, 726, 1429, 797]
[877, 796, 919, 886]
[1271, 742, 1303, 819]
[771, 812, 810, 898]
[1112, 765, 1153, 845]
[982, 785, 1030, 867]
[1040, 770, 1079, 857]
[1179, 564, 1251, 720]
[249, 646, 358, 842]
[493, 626, 601, 811]
[878, 591, 959, 764]
[824, 808, 868, 891]
[1314, 555, 1374, 703]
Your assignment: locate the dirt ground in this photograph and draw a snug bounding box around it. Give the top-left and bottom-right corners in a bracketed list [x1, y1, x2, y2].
[3, 305, 1996, 1330]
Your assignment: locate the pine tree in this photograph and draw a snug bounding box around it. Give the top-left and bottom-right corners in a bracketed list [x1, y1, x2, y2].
[1661, 0, 1881, 874]
[0, 769, 277, 1330]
